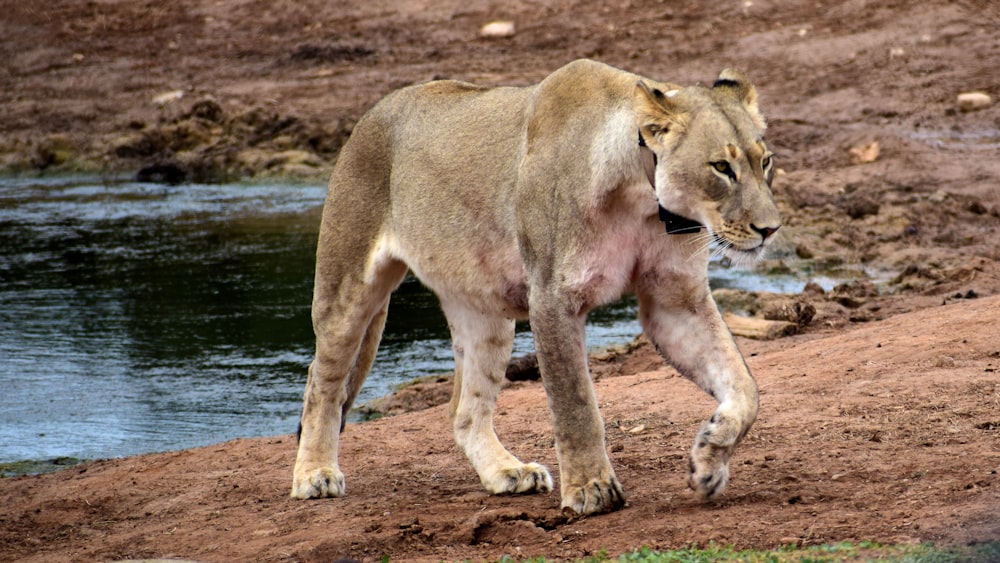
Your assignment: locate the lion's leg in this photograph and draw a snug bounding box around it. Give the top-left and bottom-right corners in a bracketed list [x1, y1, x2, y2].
[341, 301, 390, 430]
[529, 295, 625, 515]
[292, 259, 406, 500]
[442, 301, 553, 495]
[637, 287, 759, 500]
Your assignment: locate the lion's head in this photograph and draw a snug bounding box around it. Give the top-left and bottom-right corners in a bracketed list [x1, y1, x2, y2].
[634, 69, 781, 264]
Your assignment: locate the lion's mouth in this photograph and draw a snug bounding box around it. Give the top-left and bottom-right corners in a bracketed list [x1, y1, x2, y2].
[712, 233, 768, 266]
[708, 227, 766, 267]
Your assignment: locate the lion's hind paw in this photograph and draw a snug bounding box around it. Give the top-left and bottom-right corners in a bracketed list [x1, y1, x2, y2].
[561, 475, 626, 515]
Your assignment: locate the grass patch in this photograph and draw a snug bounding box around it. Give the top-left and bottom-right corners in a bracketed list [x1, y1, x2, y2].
[0, 456, 84, 477]
[498, 541, 1000, 563]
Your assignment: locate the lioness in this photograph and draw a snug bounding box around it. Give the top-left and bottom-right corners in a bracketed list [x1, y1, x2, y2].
[293, 59, 780, 515]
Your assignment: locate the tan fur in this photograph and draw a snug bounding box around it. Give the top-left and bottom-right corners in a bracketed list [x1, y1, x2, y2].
[291, 59, 781, 515]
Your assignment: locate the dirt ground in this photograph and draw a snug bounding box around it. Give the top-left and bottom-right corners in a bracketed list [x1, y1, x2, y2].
[2, 0, 1000, 561]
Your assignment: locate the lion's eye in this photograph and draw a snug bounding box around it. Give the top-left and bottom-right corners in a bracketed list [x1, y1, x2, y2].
[711, 161, 736, 181]
[761, 155, 772, 170]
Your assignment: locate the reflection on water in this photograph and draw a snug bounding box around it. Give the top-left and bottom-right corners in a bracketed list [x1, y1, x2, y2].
[0, 178, 326, 464]
[0, 177, 828, 466]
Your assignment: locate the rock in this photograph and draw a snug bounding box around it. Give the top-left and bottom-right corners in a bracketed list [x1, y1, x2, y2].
[829, 279, 878, 308]
[763, 299, 816, 327]
[842, 192, 880, 219]
[152, 90, 184, 106]
[272, 149, 323, 168]
[34, 134, 77, 168]
[161, 121, 213, 151]
[957, 92, 991, 112]
[795, 243, 814, 259]
[113, 131, 167, 158]
[802, 281, 826, 296]
[235, 149, 327, 179]
[848, 141, 879, 164]
[934, 355, 956, 368]
[480, 21, 516, 38]
[136, 162, 186, 184]
[187, 99, 225, 123]
[967, 200, 988, 215]
[712, 288, 761, 315]
[505, 354, 539, 381]
[723, 313, 797, 340]
[929, 189, 948, 203]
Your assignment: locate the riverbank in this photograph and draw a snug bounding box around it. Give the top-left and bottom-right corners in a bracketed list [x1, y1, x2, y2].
[3, 0, 999, 560]
[2, 295, 999, 562]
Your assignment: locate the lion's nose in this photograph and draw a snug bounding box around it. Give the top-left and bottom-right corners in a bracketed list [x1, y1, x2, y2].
[751, 224, 780, 241]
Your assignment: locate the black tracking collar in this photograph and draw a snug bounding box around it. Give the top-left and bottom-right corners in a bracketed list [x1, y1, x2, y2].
[637, 129, 649, 148]
[639, 130, 704, 235]
[658, 205, 705, 235]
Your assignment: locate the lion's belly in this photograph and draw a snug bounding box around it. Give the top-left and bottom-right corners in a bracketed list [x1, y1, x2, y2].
[388, 233, 531, 319]
[382, 213, 655, 321]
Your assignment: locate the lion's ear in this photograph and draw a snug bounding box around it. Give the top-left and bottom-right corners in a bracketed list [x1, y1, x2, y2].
[633, 80, 688, 140]
[713, 68, 766, 130]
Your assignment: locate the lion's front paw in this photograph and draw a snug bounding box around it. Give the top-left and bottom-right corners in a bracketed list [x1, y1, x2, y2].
[688, 459, 729, 500]
[291, 466, 346, 499]
[483, 462, 554, 495]
[561, 475, 626, 515]
[687, 450, 730, 500]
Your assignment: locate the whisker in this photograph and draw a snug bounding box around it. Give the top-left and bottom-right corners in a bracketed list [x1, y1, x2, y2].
[710, 238, 734, 262]
[681, 230, 714, 246]
[683, 231, 722, 262]
[709, 244, 728, 262]
[693, 240, 718, 261]
[680, 230, 715, 243]
[668, 224, 707, 235]
[682, 234, 716, 252]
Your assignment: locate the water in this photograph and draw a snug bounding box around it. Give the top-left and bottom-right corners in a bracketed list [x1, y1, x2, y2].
[908, 128, 1000, 151]
[1, 178, 326, 465]
[0, 177, 831, 467]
